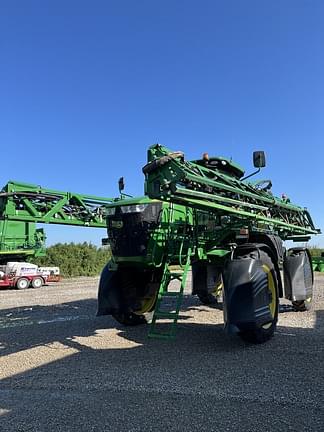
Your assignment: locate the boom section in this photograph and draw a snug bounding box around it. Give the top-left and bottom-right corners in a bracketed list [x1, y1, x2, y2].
[0, 181, 114, 227]
[143, 144, 319, 239]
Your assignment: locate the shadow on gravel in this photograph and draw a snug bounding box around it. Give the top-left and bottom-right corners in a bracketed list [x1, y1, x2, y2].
[1, 294, 324, 356]
[0, 298, 99, 356]
[0, 295, 324, 431]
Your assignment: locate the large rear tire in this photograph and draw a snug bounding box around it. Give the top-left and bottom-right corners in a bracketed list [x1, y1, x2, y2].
[197, 278, 222, 305]
[98, 265, 161, 326]
[238, 250, 279, 344]
[193, 262, 223, 306]
[292, 298, 312, 312]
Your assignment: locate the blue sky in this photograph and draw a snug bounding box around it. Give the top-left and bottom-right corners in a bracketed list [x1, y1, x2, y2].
[1, 0, 323, 246]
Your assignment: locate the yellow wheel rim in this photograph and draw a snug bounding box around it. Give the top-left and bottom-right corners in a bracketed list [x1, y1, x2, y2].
[133, 294, 157, 315]
[211, 281, 223, 298]
[262, 264, 277, 329]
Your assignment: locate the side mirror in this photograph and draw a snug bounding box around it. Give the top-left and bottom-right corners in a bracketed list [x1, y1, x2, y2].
[118, 177, 125, 193]
[253, 151, 266, 168]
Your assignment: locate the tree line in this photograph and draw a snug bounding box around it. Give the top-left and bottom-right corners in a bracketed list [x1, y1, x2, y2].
[309, 247, 324, 257]
[32, 242, 111, 278]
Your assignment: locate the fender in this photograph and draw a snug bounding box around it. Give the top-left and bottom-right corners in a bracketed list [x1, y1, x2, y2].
[97, 262, 124, 316]
[283, 247, 313, 301]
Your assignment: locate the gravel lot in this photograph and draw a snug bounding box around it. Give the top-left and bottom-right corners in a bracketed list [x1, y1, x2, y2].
[0, 274, 324, 431]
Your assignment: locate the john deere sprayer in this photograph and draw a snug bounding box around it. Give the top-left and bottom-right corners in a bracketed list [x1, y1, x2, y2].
[98, 144, 320, 344]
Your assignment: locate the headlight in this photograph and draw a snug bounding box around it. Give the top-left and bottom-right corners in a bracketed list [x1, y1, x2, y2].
[120, 204, 149, 214]
[106, 207, 116, 216]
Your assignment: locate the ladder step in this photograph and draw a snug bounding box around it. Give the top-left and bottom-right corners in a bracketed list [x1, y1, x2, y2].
[148, 246, 192, 340]
[159, 291, 181, 298]
[169, 272, 184, 279]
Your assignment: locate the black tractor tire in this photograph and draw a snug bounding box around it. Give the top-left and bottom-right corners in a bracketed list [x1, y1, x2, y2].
[16, 278, 30, 290]
[238, 249, 279, 344]
[292, 299, 312, 312]
[197, 292, 219, 306]
[98, 263, 161, 326]
[194, 262, 222, 306]
[112, 312, 147, 326]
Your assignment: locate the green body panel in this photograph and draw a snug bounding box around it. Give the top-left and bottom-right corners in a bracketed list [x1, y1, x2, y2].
[106, 196, 240, 269]
[312, 256, 324, 272]
[106, 197, 194, 267]
[0, 220, 46, 262]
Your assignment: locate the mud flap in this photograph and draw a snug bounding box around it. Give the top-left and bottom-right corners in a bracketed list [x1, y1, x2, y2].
[283, 248, 313, 302]
[97, 263, 124, 316]
[222, 257, 273, 334]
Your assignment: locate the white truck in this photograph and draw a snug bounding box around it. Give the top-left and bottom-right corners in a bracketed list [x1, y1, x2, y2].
[0, 262, 60, 289]
[38, 266, 60, 282]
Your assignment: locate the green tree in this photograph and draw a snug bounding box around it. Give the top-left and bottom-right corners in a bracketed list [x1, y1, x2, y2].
[308, 247, 324, 257]
[32, 242, 111, 277]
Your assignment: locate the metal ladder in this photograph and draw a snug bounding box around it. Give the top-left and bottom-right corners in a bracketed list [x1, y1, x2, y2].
[148, 247, 192, 340]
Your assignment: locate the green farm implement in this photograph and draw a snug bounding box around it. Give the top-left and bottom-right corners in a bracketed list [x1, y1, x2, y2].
[98, 144, 320, 344]
[1, 145, 320, 342]
[312, 255, 324, 272]
[0, 181, 114, 263]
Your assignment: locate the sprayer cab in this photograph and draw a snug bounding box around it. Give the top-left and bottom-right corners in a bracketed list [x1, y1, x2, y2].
[193, 155, 245, 179]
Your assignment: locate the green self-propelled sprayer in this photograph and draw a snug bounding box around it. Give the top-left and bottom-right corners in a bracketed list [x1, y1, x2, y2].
[98, 144, 320, 344]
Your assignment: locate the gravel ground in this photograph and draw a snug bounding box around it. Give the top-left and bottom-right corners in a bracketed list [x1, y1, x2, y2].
[0, 274, 324, 431]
